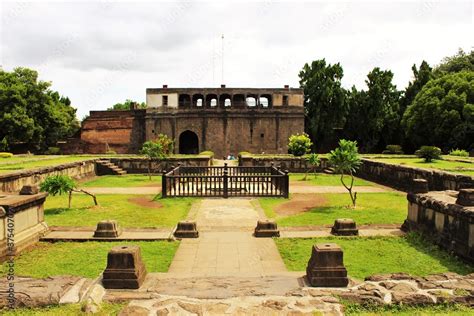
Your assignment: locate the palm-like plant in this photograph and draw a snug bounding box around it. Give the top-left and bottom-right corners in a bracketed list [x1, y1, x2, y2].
[328, 139, 361, 208]
[303, 153, 320, 180]
[40, 175, 98, 208]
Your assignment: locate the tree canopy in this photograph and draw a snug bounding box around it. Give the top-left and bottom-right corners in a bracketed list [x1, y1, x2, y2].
[108, 99, 146, 110]
[0, 67, 79, 151]
[299, 59, 347, 151]
[402, 71, 474, 151]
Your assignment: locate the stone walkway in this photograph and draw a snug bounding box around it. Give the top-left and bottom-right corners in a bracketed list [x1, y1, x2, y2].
[168, 198, 287, 277]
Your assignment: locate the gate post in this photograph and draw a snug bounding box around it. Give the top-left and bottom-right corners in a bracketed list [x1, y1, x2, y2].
[284, 170, 289, 198]
[223, 169, 229, 198]
[162, 169, 167, 198]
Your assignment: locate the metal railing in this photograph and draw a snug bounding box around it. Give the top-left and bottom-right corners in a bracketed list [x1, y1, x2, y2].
[162, 163, 289, 198]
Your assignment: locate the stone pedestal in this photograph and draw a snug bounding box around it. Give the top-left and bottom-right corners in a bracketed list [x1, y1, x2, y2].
[254, 220, 280, 237]
[411, 179, 428, 194]
[93, 220, 122, 238]
[306, 243, 348, 287]
[19, 185, 39, 195]
[456, 189, 474, 206]
[331, 219, 358, 236]
[102, 245, 147, 289]
[174, 221, 199, 238]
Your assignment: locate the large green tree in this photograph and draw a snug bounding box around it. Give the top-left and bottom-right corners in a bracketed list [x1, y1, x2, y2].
[344, 68, 401, 152]
[108, 99, 146, 110]
[299, 59, 347, 151]
[0, 67, 79, 151]
[402, 71, 474, 151]
[434, 49, 474, 76]
[399, 61, 433, 116]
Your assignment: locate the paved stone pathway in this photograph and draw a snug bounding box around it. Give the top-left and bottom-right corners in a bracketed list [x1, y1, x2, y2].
[168, 198, 287, 277]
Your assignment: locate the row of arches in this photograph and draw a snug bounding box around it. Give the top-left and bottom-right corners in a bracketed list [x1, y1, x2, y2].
[178, 93, 273, 108]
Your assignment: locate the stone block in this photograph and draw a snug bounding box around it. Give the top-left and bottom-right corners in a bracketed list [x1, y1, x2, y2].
[456, 189, 474, 206]
[254, 220, 280, 237]
[411, 179, 428, 194]
[306, 243, 349, 287]
[19, 185, 39, 195]
[102, 245, 147, 289]
[331, 218, 358, 236]
[174, 221, 199, 238]
[93, 220, 122, 238]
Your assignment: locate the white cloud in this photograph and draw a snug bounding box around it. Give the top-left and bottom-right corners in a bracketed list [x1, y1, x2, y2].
[1, 0, 471, 118]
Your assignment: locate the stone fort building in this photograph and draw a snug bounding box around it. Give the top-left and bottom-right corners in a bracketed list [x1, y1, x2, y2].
[73, 85, 304, 157]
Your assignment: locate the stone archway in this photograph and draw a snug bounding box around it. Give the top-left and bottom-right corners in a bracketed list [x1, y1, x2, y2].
[179, 130, 199, 154]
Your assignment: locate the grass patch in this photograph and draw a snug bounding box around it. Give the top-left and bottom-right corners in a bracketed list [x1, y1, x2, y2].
[289, 173, 374, 186]
[275, 233, 473, 279]
[344, 302, 473, 315]
[258, 192, 406, 226]
[0, 241, 179, 278]
[80, 175, 161, 187]
[0, 156, 97, 173]
[0, 302, 125, 316]
[371, 158, 474, 176]
[44, 194, 194, 227]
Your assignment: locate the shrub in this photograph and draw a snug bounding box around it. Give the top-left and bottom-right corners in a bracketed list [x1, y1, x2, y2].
[199, 151, 214, 157]
[415, 146, 442, 162]
[449, 148, 469, 157]
[0, 137, 8, 151]
[140, 134, 174, 180]
[382, 144, 404, 155]
[0, 152, 13, 158]
[288, 133, 312, 156]
[45, 147, 61, 155]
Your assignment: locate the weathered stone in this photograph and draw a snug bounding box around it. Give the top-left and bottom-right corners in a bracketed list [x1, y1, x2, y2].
[93, 220, 122, 238]
[177, 301, 203, 315]
[102, 245, 147, 289]
[174, 221, 199, 238]
[456, 189, 474, 206]
[338, 292, 385, 305]
[19, 185, 39, 195]
[391, 292, 435, 305]
[411, 178, 429, 194]
[380, 281, 417, 293]
[254, 220, 280, 237]
[118, 305, 149, 316]
[365, 273, 414, 282]
[262, 299, 287, 310]
[331, 218, 358, 236]
[306, 243, 349, 287]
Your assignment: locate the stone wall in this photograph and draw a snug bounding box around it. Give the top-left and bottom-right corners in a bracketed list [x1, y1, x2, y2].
[239, 155, 474, 191]
[404, 190, 474, 263]
[358, 159, 474, 191]
[239, 155, 330, 172]
[109, 156, 212, 173]
[0, 160, 97, 193]
[0, 192, 49, 261]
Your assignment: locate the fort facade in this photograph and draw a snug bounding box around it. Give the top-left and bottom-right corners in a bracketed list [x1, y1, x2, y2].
[74, 85, 305, 157]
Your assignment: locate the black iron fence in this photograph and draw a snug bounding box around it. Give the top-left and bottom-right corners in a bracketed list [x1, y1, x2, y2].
[162, 164, 289, 198]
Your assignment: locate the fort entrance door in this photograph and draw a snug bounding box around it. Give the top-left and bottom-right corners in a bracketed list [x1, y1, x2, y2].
[179, 130, 199, 154]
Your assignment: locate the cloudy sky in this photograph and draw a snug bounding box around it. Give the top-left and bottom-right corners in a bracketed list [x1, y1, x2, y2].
[1, 0, 472, 119]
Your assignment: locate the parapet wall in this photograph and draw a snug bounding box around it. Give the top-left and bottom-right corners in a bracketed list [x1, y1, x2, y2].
[0, 160, 97, 193]
[239, 155, 330, 172]
[357, 159, 474, 191]
[109, 156, 212, 173]
[404, 190, 474, 263]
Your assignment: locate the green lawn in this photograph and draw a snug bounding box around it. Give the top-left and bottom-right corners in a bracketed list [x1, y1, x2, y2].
[275, 234, 473, 279]
[370, 158, 474, 176]
[1, 303, 125, 316]
[0, 155, 97, 173]
[80, 174, 161, 187]
[258, 192, 406, 226]
[289, 173, 374, 186]
[0, 241, 179, 278]
[344, 303, 474, 316]
[44, 194, 194, 227]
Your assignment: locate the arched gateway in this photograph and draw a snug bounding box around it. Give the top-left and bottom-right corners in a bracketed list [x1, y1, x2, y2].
[179, 130, 199, 154]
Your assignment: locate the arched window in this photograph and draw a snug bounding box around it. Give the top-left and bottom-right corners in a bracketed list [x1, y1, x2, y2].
[259, 97, 269, 108]
[196, 99, 203, 107]
[224, 98, 231, 107]
[210, 99, 217, 107]
[246, 97, 257, 107]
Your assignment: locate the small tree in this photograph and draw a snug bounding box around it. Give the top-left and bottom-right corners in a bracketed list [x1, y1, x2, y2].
[329, 139, 361, 208]
[40, 175, 98, 208]
[303, 153, 320, 180]
[288, 133, 312, 156]
[415, 146, 442, 162]
[140, 134, 174, 180]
